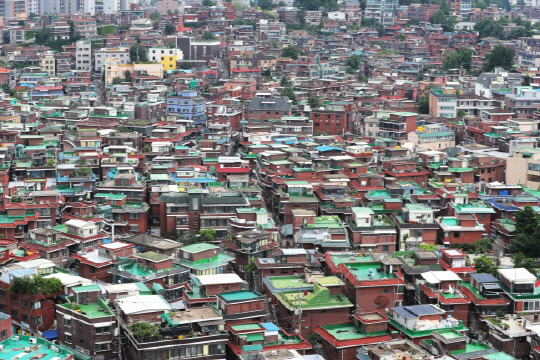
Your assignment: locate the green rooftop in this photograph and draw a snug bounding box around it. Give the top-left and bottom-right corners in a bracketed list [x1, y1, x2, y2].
[328, 252, 374, 266]
[136, 251, 170, 262]
[388, 313, 467, 338]
[72, 284, 101, 293]
[307, 216, 344, 229]
[267, 276, 312, 290]
[0, 335, 74, 360]
[231, 323, 263, 331]
[95, 193, 126, 200]
[220, 290, 261, 302]
[450, 342, 491, 354]
[59, 297, 114, 319]
[315, 276, 343, 286]
[176, 252, 233, 270]
[451, 200, 495, 214]
[321, 322, 388, 341]
[344, 262, 397, 281]
[277, 283, 353, 311]
[180, 242, 218, 253]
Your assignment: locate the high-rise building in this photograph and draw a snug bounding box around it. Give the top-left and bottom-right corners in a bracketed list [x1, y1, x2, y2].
[1, 0, 27, 21]
[76, 39, 92, 70]
[364, 0, 398, 25]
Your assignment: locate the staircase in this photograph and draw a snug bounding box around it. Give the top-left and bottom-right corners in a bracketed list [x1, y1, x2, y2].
[252, 271, 261, 293]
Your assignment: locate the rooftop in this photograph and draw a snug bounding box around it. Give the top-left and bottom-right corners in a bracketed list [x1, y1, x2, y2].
[0, 335, 73, 360]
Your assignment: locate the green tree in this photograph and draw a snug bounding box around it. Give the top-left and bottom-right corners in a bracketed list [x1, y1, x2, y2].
[112, 77, 123, 85]
[199, 229, 216, 242]
[474, 238, 492, 254]
[345, 54, 362, 70]
[1, 84, 16, 97]
[98, 25, 116, 36]
[417, 84, 434, 114]
[513, 252, 537, 275]
[280, 75, 290, 87]
[130, 44, 148, 62]
[164, 23, 176, 35]
[150, 12, 160, 21]
[474, 255, 498, 276]
[443, 48, 473, 70]
[18, 20, 25, 26]
[130, 322, 161, 342]
[307, 93, 320, 109]
[510, 205, 540, 256]
[201, 31, 216, 40]
[406, 19, 420, 26]
[282, 86, 296, 102]
[281, 46, 301, 60]
[397, 33, 406, 41]
[124, 70, 132, 82]
[202, 0, 216, 6]
[10, 276, 63, 295]
[523, 75, 531, 86]
[258, 0, 274, 9]
[474, 17, 504, 39]
[166, 40, 176, 48]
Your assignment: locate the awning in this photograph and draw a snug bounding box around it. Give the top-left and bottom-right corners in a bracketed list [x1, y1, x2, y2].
[92, 322, 113, 327]
[55, 344, 92, 360]
[152, 283, 166, 294]
[42, 330, 57, 340]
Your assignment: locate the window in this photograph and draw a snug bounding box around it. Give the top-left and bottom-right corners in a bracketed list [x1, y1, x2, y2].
[95, 326, 111, 334]
[454, 231, 460, 238]
[0, 330, 6, 339]
[384, 289, 392, 293]
[21, 299, 28, 308]
[64, 317, 72, 327]
[281, 268, 289, 274]
[65, 334, 72, 343]
[11, 293, 17, 302]
[33, 301, 41, 310]
[95, 343, 111, 351]
[32, 316, 42, 325]
[0, 289, 6, 298]
[11, 309, 17, 318]
[129, 213, 139, 219]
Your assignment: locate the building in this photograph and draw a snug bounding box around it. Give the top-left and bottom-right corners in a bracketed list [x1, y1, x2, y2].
[506, 147, 540, 188]
[176, 37, 221, 60]
[388, 304, 467, 345]
[94, 48, 130, 72]
[149, 48, 184, 70]
[166, 91, 206, 125]
[76, 40, 92, 71]
[176, 243, 234, 276]
[275, 282, 354, 336]
[0, 335, 74, 360]
[157, 0, 177, 14]
[364, 0, 398, 25]
[122, 306, 228, 360]
[56, 284, 116, 360]
[498, 267, 540, 313]
[1, 0, 26, 21]
[104, 58, 163, 85]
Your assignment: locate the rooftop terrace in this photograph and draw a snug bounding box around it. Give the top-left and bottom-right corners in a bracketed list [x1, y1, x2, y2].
[59, 297, 114, 319]
[344, 262, 397, 281]
[0, 335, 73, 360]
[321, 322, 388, 341]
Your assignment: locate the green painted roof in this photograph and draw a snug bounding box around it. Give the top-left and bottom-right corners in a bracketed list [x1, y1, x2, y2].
[231, 323, 263, 331]
[136, 251, 169, 262]
[95, 193, 126, 200]
[180, 242, 218, 253]
[220, 290, 261, 301]
[321, 322, 389, 340]
[277, 283, 353, 311]
[72, 284, 101, 292]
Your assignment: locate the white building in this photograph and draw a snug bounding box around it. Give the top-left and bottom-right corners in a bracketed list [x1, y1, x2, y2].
[76, 39, 92, 70]
[102, 0, 118, 14]
[364, 0, 398, 25]
[94, 47, 130, 72]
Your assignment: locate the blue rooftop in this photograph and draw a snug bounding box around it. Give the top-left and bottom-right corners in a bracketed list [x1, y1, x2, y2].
[315, 146, 344, 152]
[261, 323, 280, 332]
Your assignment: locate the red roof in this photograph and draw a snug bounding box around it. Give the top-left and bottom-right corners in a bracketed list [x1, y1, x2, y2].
[315, 324, 393, 348]
[34, 86, 63, 91]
